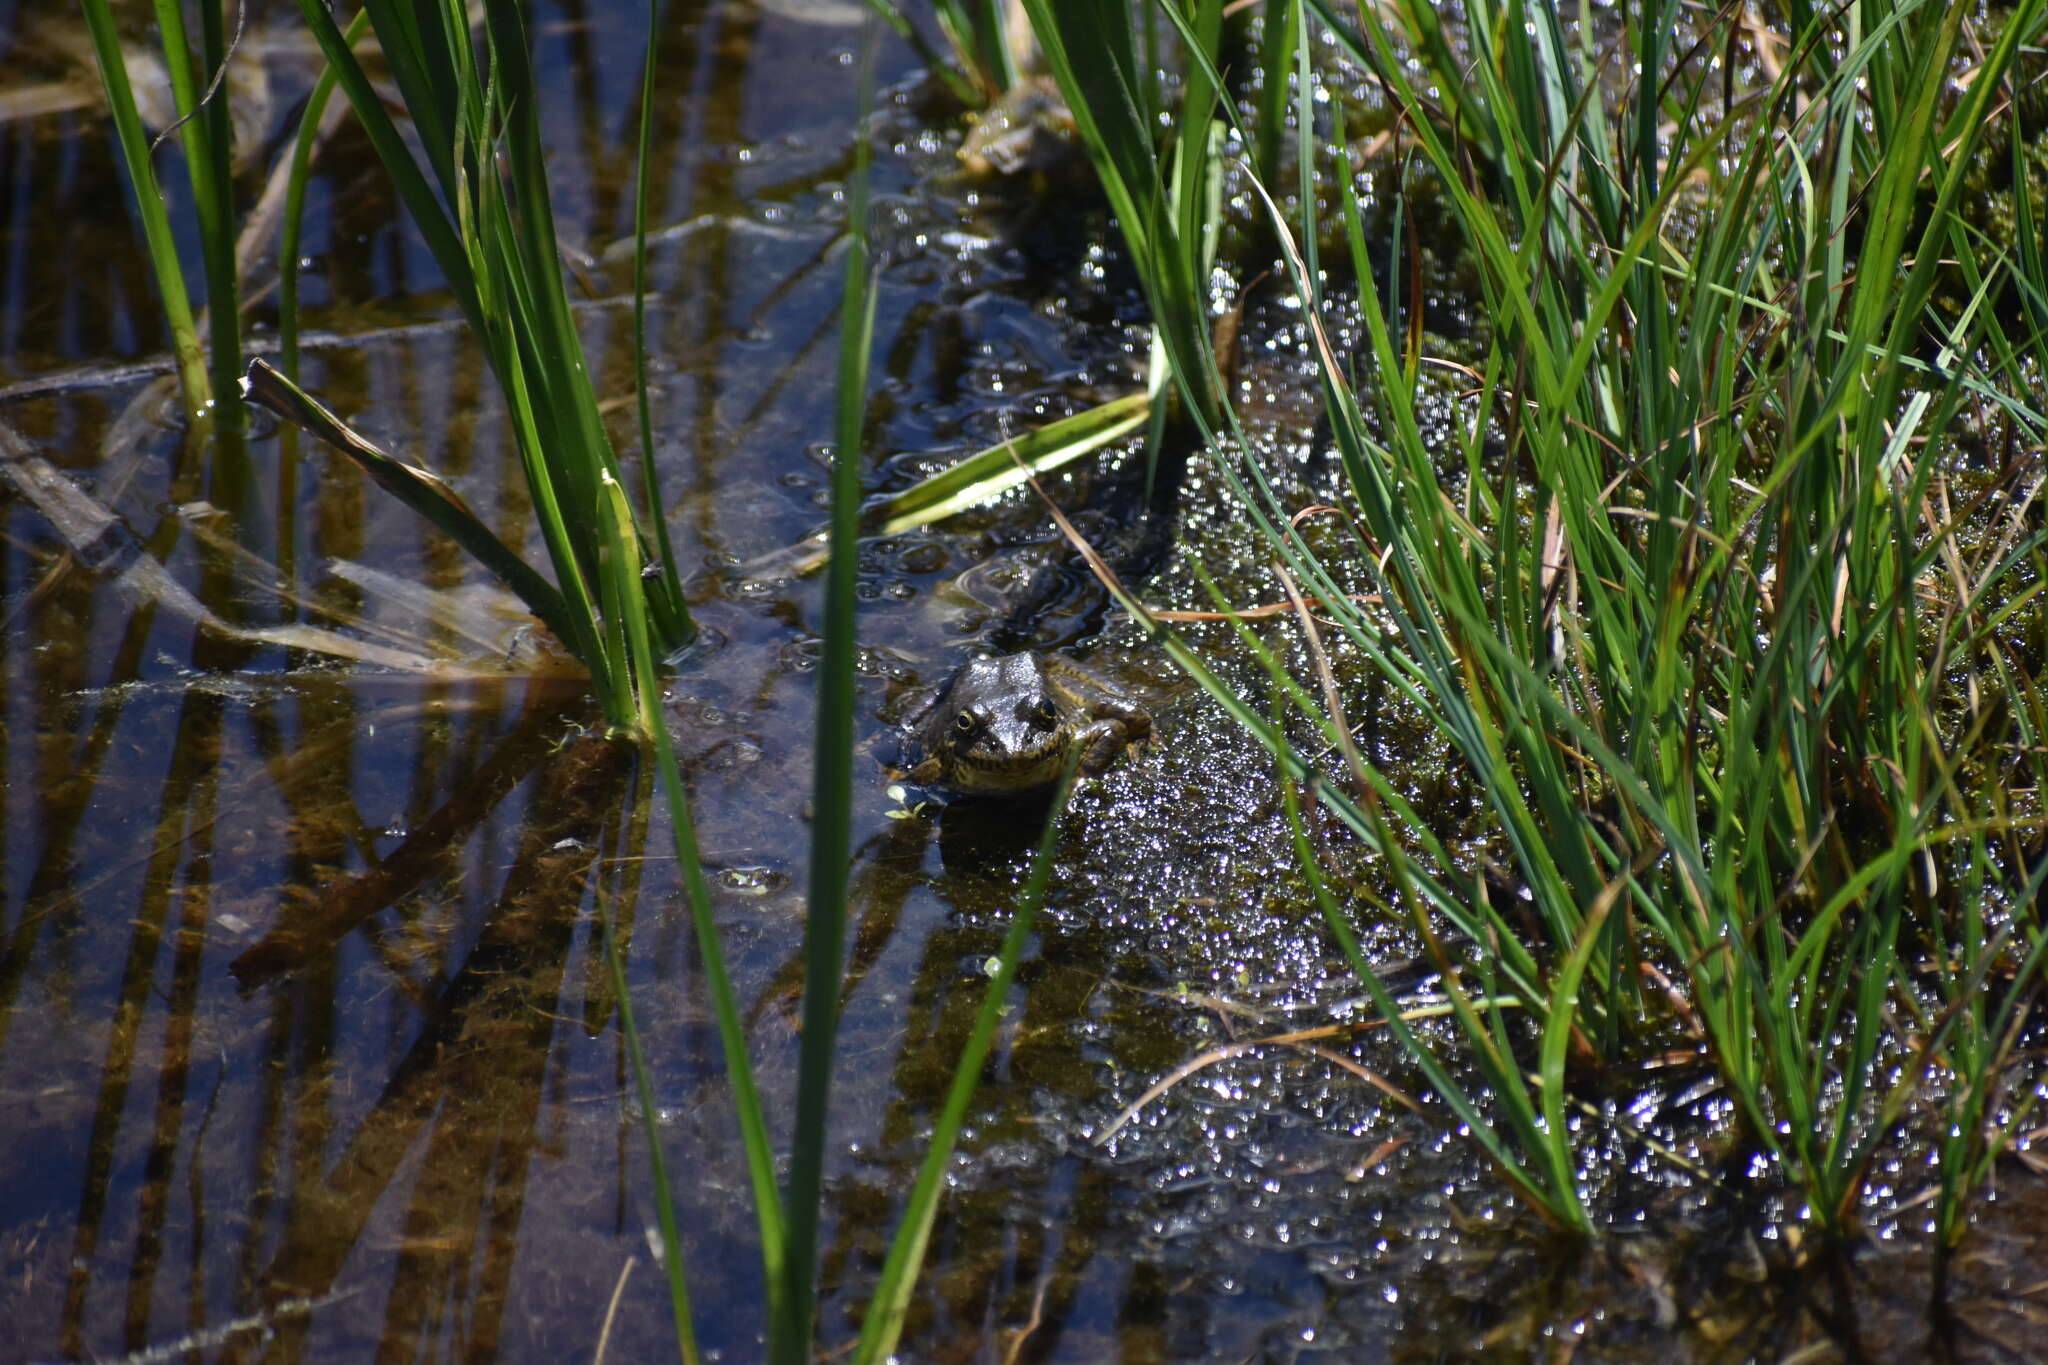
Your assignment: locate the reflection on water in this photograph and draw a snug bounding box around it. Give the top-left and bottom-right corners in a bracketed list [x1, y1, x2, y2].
[2, 4, 2037, 1362]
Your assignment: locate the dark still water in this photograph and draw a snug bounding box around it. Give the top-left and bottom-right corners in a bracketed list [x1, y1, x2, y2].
[3, 4, 2043, 1362]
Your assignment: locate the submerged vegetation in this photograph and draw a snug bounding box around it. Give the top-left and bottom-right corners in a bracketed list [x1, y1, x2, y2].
[34, 0, 2048, 1356]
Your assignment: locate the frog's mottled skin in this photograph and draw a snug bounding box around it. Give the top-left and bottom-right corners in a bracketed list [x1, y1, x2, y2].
[896, 653, 1149, 796]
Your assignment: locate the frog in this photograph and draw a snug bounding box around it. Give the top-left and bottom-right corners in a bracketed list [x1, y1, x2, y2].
[891, 652, 1150, 797]
[957, 76, 1080, 180]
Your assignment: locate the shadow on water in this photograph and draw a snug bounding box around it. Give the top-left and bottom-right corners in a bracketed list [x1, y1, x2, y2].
[4, 3, 2047, 1363]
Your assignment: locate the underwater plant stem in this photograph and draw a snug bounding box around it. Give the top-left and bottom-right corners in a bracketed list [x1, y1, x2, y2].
[601, 893, 702, 1365]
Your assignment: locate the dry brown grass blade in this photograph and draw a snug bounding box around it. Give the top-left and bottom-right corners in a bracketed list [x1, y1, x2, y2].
[1008, 451, 1151, 623]
[1153, 591, 1381, 622]
[1274, 558, 1374, 800]
[1095, 1008, 1440, 1144]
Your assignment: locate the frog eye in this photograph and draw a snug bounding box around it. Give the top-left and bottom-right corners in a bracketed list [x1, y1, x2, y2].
[1026, 699, 1058, 729]
[952, 711, 982, 738]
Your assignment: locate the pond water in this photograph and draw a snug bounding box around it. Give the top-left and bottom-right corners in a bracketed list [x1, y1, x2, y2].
[4, 3, 2047, 1362]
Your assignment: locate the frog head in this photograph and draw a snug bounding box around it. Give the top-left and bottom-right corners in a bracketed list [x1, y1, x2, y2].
[909, 654, 1069, 793]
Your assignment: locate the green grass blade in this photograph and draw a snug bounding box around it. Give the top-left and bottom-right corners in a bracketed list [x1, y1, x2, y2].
[1253, 0, 1300, 188]
[144, 0, 242, 427]
[780, 22, 881, 1362]
[751, 395, 1152, 578]
[631, 0, 688, 628]
[279, 9, 373, 382]
[605, 472, 790, 1329]
[875, 393, 1150, 533]
[77, 0, 213, 417]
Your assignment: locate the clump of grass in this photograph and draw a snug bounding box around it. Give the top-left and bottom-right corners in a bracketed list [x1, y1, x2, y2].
[1272, 0, 2048, 1244]
[1019, 0, 1230, 434]
[286, 0, 691, 725]
[1049, 0, 2048, 1252]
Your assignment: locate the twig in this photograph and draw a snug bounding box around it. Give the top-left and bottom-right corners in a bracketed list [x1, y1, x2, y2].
[1274, 558, 1374, 801]
[1094, 1006, 1463, 1145]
